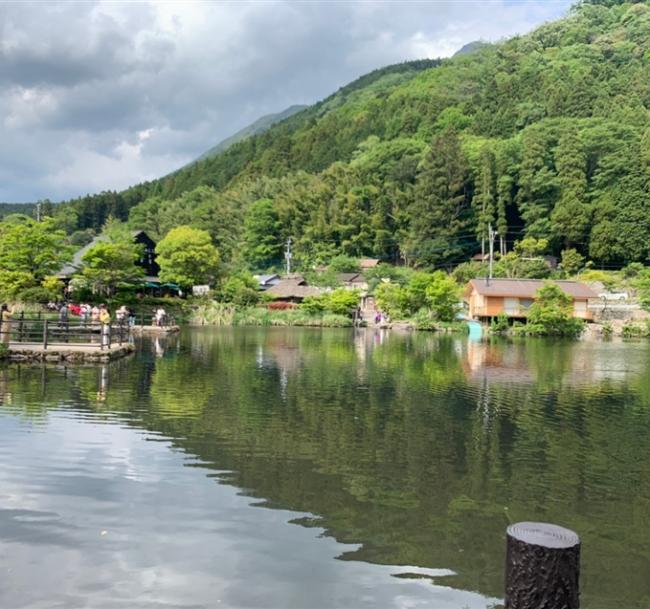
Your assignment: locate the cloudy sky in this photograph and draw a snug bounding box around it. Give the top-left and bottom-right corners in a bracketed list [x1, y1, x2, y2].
[0, 0, 573, 203]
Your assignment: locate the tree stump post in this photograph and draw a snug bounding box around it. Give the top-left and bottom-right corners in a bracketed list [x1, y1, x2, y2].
[505, 522, 580, 609]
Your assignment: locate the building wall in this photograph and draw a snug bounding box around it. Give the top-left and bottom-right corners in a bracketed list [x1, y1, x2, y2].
[468, 290, 593, 320]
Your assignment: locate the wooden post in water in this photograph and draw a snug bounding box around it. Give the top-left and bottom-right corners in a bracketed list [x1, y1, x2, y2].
[505, 522, 580, 609]
[43, 319, 48, 349]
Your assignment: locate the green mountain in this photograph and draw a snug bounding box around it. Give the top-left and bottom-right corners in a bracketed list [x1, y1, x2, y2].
[62, 0, 650, 269]
[195, 104, 308, 161]
[452, 40, 492, 57]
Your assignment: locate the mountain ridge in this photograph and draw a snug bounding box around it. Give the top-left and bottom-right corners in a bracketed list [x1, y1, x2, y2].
[58, 0, 650, 267]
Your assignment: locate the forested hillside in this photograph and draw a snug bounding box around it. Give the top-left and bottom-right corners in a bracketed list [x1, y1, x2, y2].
[56, 0, 650, 270]
[194, 104, 308, 162]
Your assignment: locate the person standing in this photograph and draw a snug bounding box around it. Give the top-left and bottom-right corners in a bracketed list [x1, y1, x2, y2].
[99, 305, 111, 348]
[58, 302, 69, 327]
[0, 304, 11, 346]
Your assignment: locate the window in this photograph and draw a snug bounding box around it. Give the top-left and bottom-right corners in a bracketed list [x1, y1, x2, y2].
[504, 298, 519, 315]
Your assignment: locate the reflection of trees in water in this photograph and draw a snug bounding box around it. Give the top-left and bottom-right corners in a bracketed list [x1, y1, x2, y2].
[1, 329, 650, 606]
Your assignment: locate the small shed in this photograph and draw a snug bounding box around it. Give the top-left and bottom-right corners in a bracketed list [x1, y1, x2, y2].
[464, 278, 597, 321]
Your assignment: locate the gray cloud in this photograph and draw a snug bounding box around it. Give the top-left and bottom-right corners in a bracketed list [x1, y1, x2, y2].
[0, 0, 573, 202]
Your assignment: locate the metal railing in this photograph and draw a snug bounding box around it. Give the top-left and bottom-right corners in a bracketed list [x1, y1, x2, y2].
[1, 315, 130, 350]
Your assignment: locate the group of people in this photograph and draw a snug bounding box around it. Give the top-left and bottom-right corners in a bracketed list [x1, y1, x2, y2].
[54, 302, 120, 326]
[54, 303, 167, 327]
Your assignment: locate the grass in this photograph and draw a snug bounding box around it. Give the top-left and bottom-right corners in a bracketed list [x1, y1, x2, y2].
[188, 303, 353, 328]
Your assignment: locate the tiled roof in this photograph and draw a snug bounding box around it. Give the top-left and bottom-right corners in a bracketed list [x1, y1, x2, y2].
[468, 278, 597, 299]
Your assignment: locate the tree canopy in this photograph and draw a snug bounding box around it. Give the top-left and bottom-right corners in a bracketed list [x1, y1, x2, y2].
[155, 226, 221, 288]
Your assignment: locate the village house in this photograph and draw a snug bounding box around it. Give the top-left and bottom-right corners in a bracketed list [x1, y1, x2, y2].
[464, 278, 597, 321]
[265, 276, 323, 303]
[337, 273, 368, 292]
[58, 230, 160, 282]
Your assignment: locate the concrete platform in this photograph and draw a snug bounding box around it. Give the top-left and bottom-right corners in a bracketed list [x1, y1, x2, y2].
[130, 325, 180, 336]
[7, 342, 135, 363]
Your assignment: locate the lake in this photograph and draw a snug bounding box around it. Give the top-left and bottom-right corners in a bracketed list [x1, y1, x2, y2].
[1, 327, 649, 609]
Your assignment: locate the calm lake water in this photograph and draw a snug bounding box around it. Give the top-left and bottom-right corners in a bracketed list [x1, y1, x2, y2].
[1, 327, 649, 609]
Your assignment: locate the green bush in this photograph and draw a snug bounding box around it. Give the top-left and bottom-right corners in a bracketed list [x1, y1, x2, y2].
[490, 313, 510, 334]
[0, 343, 8, 360]
[601, 322, 613, 338]
[15, 287, 53, 304]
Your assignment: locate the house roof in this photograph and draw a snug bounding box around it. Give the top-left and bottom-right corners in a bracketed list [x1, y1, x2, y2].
[467, 278, 597, 299]
[57, 229, 153, 277]
[266, 279, 322, 300]
[337, 272, 364, 283]
[359, 258, 379, 269]
[254, 274, 280, 285]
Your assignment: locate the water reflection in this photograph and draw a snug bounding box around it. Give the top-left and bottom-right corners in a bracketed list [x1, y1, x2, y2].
[0, 329, 649, 609]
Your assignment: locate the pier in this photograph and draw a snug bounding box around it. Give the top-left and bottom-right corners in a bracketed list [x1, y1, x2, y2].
[1, 317, 134, 363]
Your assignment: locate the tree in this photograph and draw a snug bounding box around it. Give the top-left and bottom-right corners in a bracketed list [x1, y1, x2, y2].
[472, 146, 497, 256]
[409, 129, 471, 267]
[80, 240, 144, 296]
[559, 249, 586, 277]
[425, 271, 460, 321]
[242, 199, 283, 270]
[0, 217, 71, 282]
[551, 127, 590, 246]
[635, 269, 650, 312]
[218, 273, 261, 306]
[526, 282, 584, 337]
[155, 226, 221, 288]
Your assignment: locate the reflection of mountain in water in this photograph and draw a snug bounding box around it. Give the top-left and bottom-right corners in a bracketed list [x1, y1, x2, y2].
[1, 328, 649, 608]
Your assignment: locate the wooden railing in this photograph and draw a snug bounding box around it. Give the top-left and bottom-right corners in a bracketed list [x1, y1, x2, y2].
[1, 316, 130, 350]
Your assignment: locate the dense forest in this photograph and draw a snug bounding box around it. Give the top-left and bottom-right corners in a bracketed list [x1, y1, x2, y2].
[46, 0, 650, 270]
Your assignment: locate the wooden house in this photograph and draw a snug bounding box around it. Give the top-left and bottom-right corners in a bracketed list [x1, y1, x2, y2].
[58, 230, 160, 280]
[464, 278, 596, 321]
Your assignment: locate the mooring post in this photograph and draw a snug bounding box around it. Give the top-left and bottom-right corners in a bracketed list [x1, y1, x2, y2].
[505, 522, 580, 609]
[43, 319, 48, 350]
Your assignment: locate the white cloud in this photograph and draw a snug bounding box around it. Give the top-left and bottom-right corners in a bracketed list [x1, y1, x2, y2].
[0, 0, 573, 202]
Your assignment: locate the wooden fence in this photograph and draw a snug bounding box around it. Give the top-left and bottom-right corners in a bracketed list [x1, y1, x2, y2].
[1, 316, 130, 350]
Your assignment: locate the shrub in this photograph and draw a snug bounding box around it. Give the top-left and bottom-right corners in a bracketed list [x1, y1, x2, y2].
[622, 262, 644, 279]
[16, 287, 53, 304]
[267, 301, 296, 310]
[0, 343, 8, 360]
[601, 322, 613, 338]
[490, 313, 510, 334]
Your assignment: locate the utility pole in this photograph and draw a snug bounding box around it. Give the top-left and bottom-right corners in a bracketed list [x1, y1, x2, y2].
[284, 237, 293, 276]
[36, 201, 41, 222]
[488, 223, 498, 284]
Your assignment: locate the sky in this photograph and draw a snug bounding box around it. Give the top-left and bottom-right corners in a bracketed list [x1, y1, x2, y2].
[0, 0, 573, 203]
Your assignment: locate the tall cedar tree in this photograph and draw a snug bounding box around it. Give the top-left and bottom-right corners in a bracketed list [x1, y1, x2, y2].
[552, 128, 589, 247]
[471, 145, 497, 256]
[409, 129, 470, 268]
